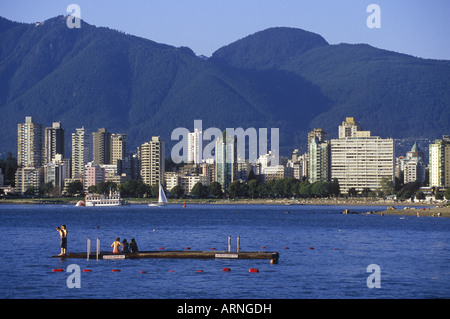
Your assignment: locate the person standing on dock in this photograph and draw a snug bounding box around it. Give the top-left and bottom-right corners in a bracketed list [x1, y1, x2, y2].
[56, 225, 68, 256]
[111, 237, 122, 253]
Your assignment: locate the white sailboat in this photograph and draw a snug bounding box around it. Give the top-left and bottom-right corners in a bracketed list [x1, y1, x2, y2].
[148, 183, 168, 207]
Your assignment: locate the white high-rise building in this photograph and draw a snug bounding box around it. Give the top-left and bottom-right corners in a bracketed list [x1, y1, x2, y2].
[187, 128, 203, 165]
[331, 118, 394, 194]
[429, 136, 450, 188]
[17, 116, 45, 168]
[139, 136, 165, 186]
[71, 127, 91, 179]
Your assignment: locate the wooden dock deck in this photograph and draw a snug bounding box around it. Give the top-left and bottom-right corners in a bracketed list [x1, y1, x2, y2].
[52, 250, 279, 263]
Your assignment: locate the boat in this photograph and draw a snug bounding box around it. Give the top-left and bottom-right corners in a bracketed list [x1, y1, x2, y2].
[82, 190, 126, 207]
[148, 183, 168, 207]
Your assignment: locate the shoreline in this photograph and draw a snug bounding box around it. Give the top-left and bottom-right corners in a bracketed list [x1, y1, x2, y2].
[2, 197, 449, 217]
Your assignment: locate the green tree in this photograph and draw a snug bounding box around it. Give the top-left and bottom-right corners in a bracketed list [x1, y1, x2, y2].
[119, 180, 150, 198]
[40, 181, 54, 197]
[271, 179, 285, 197]
[170, 185, 184, 199]
[208, 181, 223, 198]
[227, 180, 243, 198]
[348, 187, 358, 197]
[415, 191, 425, 200]
[298, 180, 312, 198]
[66, 180, 84, 197]
[283, 177, 300, 197]
[248, 179, 259, 199]
[257, 182, 271, 198]
[150, 184, 160, 198]
[311, 181, 328, 198]
[361, 187, 372, 197]
[445, 188, 450, 200]
[191, 182, 208, 198]
[380, 177, 394, 196]
[0, 152, 18, 186]
[329, 178, 341, 197]
[24, 185, 36, 197]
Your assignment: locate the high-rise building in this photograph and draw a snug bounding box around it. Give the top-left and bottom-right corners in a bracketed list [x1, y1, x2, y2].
[44, 121, 65, 164]
[138, 136, 165, 186]
[44, 154, 70, 196]
[110, 133, 127, 165]
[15, 166, 44, 194]
[308, 128, 327, 152]
[84, 162, 105, 191]
[117, 153, 140, 180]
[92, 128, 111, 165]
[338, 117, 365, 139]
[187, 128, 202, 165]
[71, 127, 91, 179]
[17, 116, 45, 168]
[308, 129, 330, 183]
[429, 136, 450, 188]
[215, 132, 237, 191]
[395, 142, 425, 184]
[331, 118, 394, 193]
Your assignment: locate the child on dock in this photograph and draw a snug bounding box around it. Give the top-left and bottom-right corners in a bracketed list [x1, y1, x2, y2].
[111, 237, 122, 254]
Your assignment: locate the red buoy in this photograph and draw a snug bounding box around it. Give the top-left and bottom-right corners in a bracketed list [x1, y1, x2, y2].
[210, 248, 216, 250]
[261, 246, 266, 249]
[139, 271, 147, 274]
[158, 247, 165, 250]
[185, 247, 191, 250]
[52, 268, 63, 272]
[83, 269, 92, 272]
[222, 267, 231, 272]
[309, 247, 315, 250]
[112, 269, 121, 272]
[168, 270, 174, 272]
[283, 247, 289, 249]
[249, 268, 259, 273]
[196, 270, 204, 273]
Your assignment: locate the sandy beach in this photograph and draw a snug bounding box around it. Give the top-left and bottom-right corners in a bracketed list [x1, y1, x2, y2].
[372, 205, 450, 218]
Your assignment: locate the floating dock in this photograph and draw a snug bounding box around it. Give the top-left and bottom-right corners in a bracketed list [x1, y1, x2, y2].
[52, 250, 279, 263]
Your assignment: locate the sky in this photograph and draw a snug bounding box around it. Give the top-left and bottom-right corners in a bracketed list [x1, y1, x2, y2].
[1, 0, 449, 60]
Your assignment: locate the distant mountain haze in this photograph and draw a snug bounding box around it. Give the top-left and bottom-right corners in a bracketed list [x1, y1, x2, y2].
[1, 16, 449, 157]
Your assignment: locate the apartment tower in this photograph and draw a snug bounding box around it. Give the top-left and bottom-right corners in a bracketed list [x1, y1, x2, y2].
[331, 117, 394, 193]
[139, 136, 165, 186]
[429, 136, 450, 188]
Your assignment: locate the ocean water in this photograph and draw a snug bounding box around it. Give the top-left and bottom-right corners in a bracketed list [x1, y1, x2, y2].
[0, 204, 448, 299]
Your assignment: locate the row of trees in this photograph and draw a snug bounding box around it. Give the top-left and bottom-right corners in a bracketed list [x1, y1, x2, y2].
[65, 180, 162, 198]
[172, 178, 341, 199]
[48, 176, 450, 200]
[64, 178, 341, 199]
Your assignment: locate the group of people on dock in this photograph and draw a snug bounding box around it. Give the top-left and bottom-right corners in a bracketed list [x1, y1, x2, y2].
[56, 224, 138, 255]
[111, 237, 139, 254]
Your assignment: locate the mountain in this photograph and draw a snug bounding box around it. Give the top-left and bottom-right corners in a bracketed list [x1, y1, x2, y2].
[1, 16, 449, 158]
[212, 27, 329, 69]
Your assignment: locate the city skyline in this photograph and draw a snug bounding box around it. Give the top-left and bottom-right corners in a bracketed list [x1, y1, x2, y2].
[7, 115, 449, 197]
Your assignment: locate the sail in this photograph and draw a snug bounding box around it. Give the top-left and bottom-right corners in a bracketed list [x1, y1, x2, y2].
[158, 183, 168, 203]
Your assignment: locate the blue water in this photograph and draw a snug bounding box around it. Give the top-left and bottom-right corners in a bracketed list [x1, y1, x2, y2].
[0, 204, 448, 299]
